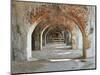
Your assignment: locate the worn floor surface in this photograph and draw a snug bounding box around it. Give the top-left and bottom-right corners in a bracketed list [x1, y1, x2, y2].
[12, 43, 96, 74]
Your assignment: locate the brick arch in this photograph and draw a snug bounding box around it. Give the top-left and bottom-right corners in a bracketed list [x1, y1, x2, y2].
[65, 13, 87, 59]
[41, 13, 86, 59]
[42, 24, 71, 46]
[26, 13, 48, 60]
[27, 9, 87, 61]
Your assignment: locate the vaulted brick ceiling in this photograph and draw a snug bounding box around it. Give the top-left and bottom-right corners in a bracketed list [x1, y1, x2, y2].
[29, 4, 89, 32]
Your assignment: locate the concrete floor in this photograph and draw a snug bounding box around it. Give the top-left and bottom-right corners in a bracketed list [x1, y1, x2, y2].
[32, 43, 82, 60]
[11, 43, 96, 74]
[11, 58, 95, 73]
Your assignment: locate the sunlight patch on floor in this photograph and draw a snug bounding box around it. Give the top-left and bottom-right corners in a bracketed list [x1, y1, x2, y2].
[49, 59, 72, 62]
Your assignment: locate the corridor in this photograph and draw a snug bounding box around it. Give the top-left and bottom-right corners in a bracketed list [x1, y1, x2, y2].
[11, 1, 96, 74]
[32, 42, 82, 60]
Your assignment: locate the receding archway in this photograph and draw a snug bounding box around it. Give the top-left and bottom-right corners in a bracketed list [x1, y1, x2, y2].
[26, 5, 87, 61]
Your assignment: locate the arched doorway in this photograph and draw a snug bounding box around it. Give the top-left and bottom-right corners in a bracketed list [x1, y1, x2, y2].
[26, 4, 87, 61]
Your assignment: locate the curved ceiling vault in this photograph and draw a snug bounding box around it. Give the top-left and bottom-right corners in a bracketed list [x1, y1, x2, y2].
[28, 3, 89, 33]
[27, 3, 90, 59]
